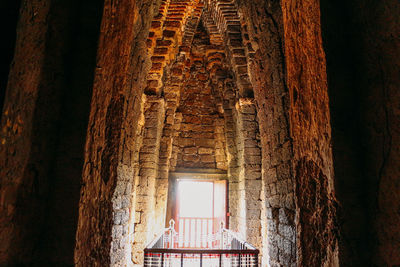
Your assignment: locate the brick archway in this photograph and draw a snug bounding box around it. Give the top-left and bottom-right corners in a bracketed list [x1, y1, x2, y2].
[73, 1, 339, 266]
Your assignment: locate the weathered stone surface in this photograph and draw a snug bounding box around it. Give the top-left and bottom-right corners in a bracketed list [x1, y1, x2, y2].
[0, 1, 53, 263]
[132, 96, 165, 265]
[172, 26, 226, 170]
[0, 0, 102, 265]
[282, 0, 339, 265]
[295, 159, 338, 267]
[0, 1, 398, 266]
[321, 0, 400, 265]
[74, 0, 157, 266]
[237, 0, 296, 264]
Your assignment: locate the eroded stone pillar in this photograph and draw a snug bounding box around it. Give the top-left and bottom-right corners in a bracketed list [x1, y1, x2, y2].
[237, 1, 297, 265]
[132, 96, 165, 266]
[0, 1, 51, 263]
[155, 55, 185, 229]
[220, 83, 241, 234]
[235, 98, 263, 249]
[282, 0, 339, 265]
[74, 0, 157, 266]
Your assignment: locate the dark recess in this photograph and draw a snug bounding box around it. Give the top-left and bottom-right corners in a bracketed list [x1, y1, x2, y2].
[0, 0, 22, 119]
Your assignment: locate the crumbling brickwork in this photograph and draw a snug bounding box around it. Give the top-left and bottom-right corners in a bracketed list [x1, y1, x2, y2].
[74, 0, 159, 266]
[132, 96, 165, 265]
[0, 0, 103, 265]
[1, 0, 399, 266]
[238, 0, 296, 265]
[174, 45, 224, 170]
[235, 99, 263, 248]
[146, 0, 204, 95]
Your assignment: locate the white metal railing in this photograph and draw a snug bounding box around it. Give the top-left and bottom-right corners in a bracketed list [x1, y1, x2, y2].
[144, 220, 259, 267]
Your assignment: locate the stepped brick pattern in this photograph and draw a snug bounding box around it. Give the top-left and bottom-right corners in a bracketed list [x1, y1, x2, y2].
[0, 0, 398, 266]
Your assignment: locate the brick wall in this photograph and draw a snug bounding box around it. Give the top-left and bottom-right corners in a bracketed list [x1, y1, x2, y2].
[174, 47, 225, 170]
[0, 0, 103, 265]
[74, 0, 160, 266]
[6, 0, 399, 266]
[132, 96, 165, 265]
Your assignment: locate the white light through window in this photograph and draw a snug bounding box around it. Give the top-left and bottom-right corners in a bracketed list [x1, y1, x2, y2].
[178, 181, 213, 218]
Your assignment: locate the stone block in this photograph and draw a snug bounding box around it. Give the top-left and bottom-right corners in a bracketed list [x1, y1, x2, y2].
[195, 138, 214, 148]
[200, 154, 215, 163]
[183, 147, 197, 154]
[198, 147, 213, 154]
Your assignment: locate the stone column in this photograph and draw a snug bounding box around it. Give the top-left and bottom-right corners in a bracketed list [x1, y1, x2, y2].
[74, 1, 156, 266]
[132, 96, 165, 266]
[0, 0, 80, 264]
[155, 54, 185, 229]
[220, 84, 241, 234]
[235, 98, 263, 248]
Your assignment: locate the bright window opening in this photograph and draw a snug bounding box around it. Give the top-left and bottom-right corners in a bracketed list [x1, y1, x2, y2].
[179, 181, 213, 218]
[176, 179, 227, 248]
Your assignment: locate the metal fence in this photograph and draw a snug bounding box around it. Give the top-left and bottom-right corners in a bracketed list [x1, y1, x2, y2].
[178, 217, 214, 248]
[144, 220, 259, 267]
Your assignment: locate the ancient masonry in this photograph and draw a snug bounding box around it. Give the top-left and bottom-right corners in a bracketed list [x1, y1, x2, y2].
[1, 0, 399, 266]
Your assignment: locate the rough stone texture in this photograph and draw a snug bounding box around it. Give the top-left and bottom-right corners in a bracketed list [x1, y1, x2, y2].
[281, 0, 338, 265]
[0, 1, 53, 263]
[237, 0, 296, 265]
[1, 0, 398, 266]
[0, 0, 102, 265]
[321, 0, 400, 265]
[156, 63, 184, 229]
[174, 33, 224, 170]
[146, 0, 203, 95]
[132, 96, 165, 265]
[74, 0, 158, 266]
[295, 159, 337, 267]
[204, 0, 253, 97]
[160, 16, 265, 259]
[146, 0, 206, 236]
[235, 98, 263, 248]
[218, 79, 243, 235]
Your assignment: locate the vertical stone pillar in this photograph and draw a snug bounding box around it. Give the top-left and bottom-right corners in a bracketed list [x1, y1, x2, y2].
[0, 0, 95, 264]
[74, 1, 156, 266]
[235, 98, 263, 248]
[155, 54, 186, 229]
[238, 1, 298, 265]
[282, 0, 339, 266]
[220, 84, 241, 233]
[168, 112, 183, 172]
[155, 92, 180, 229]
[164, 112, 182, 224]
[132, 96, 165, 266]
[0, 1, 51, 263]
[114, 95, 146, 267]
[214, 117, 227, 170]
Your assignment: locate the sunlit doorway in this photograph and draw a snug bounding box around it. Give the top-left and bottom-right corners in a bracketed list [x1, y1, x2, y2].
[176, 179, 227, 248]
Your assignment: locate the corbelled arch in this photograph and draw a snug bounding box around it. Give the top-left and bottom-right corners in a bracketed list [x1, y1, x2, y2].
[201, 2, 269, 262]
[74, 0, 339, 266]
[145, 0, 204, 96]
[203, 0, 254, 98]
[74, 1, 265, 265]
[2, 0, 399, 266]
[144, 0, 256, 99]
